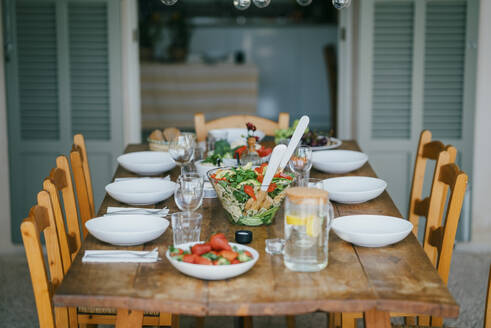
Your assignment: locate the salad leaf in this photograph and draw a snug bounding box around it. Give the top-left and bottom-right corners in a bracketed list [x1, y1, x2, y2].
[214, 140, 231, 155]
[233, 189, 249, 203]
[201, 252, 219, 261]
[274, 119, 309, 143]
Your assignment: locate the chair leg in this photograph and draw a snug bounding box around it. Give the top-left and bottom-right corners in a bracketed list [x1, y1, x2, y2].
[405, 316, 416, 325]
[329, 312, 341, 328]
[430, 316, 444, 327]
[171, 314, 180, 328]
[341, 313, 357, 328]
[286, 315, 295, 328]
[418, 314, 430, 326]
[195, 316, 205, 328]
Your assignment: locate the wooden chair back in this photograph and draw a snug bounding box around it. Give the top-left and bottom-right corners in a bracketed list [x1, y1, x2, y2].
[417, 154, 468, 326]
[21, 197, 72, 328]
[408, 130, 457, 235]
[73, 134, 95, 217]
[194, 112, 290, 142]
[45, 156, 83, 256]
[485, 264, 491, 328]
[70, 144, 95, 231]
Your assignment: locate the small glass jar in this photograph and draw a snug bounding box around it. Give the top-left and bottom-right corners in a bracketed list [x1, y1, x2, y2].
[241, 136, 261, 166]
[283, 187, 334, 272]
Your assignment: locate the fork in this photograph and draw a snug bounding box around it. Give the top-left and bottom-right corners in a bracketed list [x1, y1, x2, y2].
[104, 208, 169, 216]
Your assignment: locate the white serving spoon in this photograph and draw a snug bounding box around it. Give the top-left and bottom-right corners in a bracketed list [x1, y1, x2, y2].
[279, 115, 310, 170]
[261, 144, 287, 192]
[251, 144, 287, 209]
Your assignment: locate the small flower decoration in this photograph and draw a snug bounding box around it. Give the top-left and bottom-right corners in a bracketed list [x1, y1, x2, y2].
[246, 122, 257, 137]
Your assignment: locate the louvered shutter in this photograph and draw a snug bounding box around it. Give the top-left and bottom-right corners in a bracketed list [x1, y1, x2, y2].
[371, 2, 414, 139]
[16, 2, 59, 140]
[69, 2, 111, 140]
[423, 1, 467, 139]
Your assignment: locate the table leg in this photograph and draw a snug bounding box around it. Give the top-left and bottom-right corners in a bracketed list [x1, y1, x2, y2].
[115, 309, 144, 328]
[234, 316, 253, 328]
[363, 309, 391, 328]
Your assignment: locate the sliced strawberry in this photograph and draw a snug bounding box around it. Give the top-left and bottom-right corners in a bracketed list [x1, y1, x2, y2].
[191, 243, 212, 256]
[182, 254, 196, 264]
[231, 259, 241, 265]
[210, 234, 232, 251]
[195, 256, 212, 265]
[219, 250, 238, 262]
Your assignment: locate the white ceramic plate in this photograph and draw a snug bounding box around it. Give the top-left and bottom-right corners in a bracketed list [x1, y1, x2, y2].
[332, 215, 413, 247]
[309, 137, 342, 151]
[322, 176, 387, 204]
[312, 150, 368, 174]
[86, 215, 169, 246]
[208, 128, 265, 144]
[105, 179, 177, 205]
[117, 151, 176, 176]
[166, 242, 259, 280]
[195, 160, 219, 180]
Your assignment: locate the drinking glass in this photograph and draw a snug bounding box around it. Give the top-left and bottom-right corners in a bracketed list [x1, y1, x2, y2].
[169, 135, 195, 174]
[174, 173, 204, 214]
[288, 146, 313, 187]
[302, 178, 324, 189]
[171, 212, 202, 246]
[283, 187, 334, 272]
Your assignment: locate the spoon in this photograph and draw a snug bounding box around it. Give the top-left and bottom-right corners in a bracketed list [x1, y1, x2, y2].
[253, 144, 287, 208]
[261, 144, 287, 192]
[279, 115, 310, 170]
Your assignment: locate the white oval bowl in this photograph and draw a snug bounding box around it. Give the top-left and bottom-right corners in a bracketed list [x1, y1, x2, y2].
[166, 242, 259, 280]
[117, 151, 176, 176]
[208, 128, 265, 144]
[105, 179, 177, 205]
[312, 150, 368, 174]
[332, 215, 413, 247]
[322, 176, 387, 204]
[195, 160, 219, 180]
[86, 215, 169, 246]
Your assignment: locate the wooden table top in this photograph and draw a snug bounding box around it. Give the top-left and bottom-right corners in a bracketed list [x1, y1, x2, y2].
[53, 141, 459, 318]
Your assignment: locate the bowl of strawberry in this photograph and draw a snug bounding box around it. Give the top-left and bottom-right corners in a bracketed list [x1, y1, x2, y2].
[166, 233, 259, 280]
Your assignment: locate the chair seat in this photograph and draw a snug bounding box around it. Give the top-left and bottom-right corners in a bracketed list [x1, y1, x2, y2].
[78, 306, 159, 316]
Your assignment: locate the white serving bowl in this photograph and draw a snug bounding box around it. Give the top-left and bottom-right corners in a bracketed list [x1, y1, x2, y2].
[86, 215, 169, 246]
[117, 151, 176, 176]
[312, 150, 368, 174]
[195, 160, 219, 180]
[322, 177, 387, 204]
[208, 128, 265, 144]
[166, 242, 259, 280]
[332, 215, 413, 247]
[105, 179, 177, 205]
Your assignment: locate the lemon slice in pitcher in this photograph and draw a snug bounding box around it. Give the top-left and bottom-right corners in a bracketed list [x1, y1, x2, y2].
[286, 215, 309, 226]
[306, 216, 321, 238]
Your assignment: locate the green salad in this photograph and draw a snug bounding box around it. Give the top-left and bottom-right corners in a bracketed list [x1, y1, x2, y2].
[274, 119, 309, 143]
[208, 163, 294, 226]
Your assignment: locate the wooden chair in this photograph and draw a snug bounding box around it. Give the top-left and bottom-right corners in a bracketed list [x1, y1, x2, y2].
[45, 156, 83, 257]
[193, 112, 290, 142]
[40, 161, 177, 327]
[485, 264, 491, 328]
[73, 134, 95, 218]
[70, 144, 94, 237]
[339, 149, 468, 328]
[21, 199, 71, 328]
[408, 130, 457, 236]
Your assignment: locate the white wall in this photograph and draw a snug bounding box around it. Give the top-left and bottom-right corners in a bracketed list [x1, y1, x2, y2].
[0, 4, 17, 252]
[122, 0, 142, 145]
[470, 0, 491, 246]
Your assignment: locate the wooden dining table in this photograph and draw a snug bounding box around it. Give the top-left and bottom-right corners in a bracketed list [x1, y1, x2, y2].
[53, 141, 459, 328]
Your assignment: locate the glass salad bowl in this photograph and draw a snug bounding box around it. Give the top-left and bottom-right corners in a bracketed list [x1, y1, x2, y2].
[207, 165, 295, 226]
